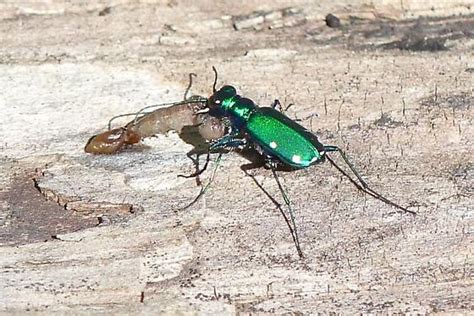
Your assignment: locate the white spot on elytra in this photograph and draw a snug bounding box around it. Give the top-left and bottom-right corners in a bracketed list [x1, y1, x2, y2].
[292, 155, 301, 164]
[269, 141, 277, 149]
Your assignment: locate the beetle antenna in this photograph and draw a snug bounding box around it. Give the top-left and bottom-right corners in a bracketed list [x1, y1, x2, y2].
[324, 152, 415, 215]
[128, 98, 207, 125]
[107, 112, 150, 130]
[212, 66, 218, 93]
[184, 72, 197, 100]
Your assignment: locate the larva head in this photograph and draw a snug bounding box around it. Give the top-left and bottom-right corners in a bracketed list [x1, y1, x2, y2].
[84, 127, 141, 154]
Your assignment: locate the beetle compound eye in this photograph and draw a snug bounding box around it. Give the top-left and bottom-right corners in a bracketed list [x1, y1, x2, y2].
[207, 98, 223, 113]
[215, 85, 237, 100]
[221, 85, 236, 95]
[209, 85, 237, 109]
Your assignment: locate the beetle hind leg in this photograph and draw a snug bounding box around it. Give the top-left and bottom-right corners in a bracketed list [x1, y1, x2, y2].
[323, 145, 368, 187]
[323, 145, 415, 215]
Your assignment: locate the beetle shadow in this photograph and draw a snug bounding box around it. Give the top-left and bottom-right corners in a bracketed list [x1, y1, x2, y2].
[178, 124, 259, 162]
[178, 125, 210, 155]
[238, 148, 296, 172]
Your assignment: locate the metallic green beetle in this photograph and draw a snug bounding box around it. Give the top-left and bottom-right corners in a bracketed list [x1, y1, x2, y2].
[208, 85, 325, 168]
[202, 85, 415, 257]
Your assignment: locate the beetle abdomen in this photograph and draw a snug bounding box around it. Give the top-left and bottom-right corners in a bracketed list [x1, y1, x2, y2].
[246, 108, 323, 168]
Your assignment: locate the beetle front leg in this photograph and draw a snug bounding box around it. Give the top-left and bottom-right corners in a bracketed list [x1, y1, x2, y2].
[209, 134, 247, 152]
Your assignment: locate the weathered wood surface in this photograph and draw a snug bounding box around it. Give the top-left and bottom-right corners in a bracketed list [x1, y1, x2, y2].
[1, 1, 473, 314]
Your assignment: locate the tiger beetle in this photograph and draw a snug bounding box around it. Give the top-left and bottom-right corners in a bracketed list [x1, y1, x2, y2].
[183, 67, 416, 258]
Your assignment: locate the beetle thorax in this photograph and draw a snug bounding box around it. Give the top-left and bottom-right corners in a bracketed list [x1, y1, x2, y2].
[221, 95, 256, 122]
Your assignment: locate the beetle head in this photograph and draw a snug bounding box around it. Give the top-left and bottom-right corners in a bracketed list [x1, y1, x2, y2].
[207, 85, 237, 112]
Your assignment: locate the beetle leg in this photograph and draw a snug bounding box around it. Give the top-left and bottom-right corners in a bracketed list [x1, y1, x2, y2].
[209, 134, 247, 152]
[323, 145, 368, 187]
[323, 145, 415, 215]
[271, 99, 282, 110]
[268, 162, 304, 258]
[271, 99, 294, 113]
[179, 132, 240, 182]
[178, 152, 211, 181]
[180, 133, 246, 203]
[180, 153, 223, 211]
